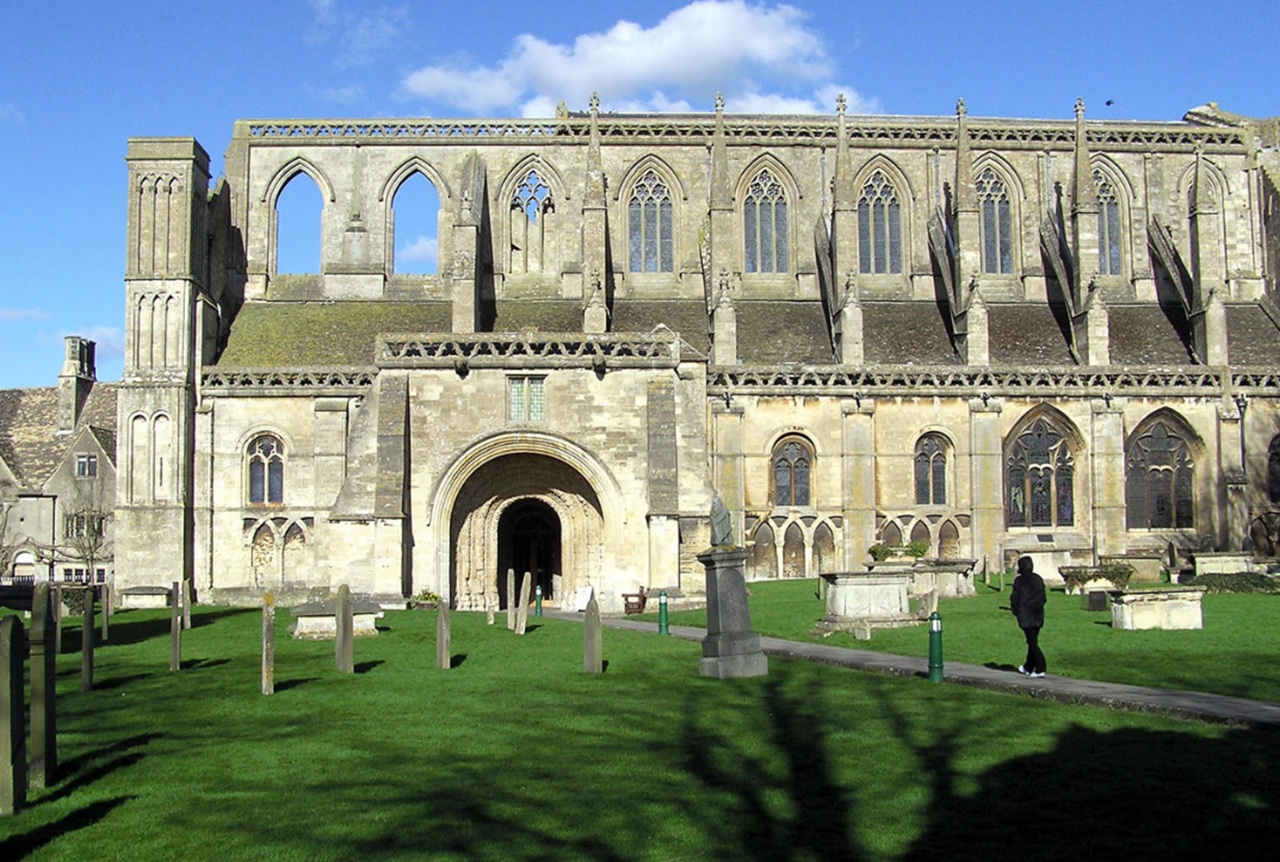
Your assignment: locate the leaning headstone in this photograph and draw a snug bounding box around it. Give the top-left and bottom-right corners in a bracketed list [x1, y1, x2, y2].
[29, 582, 57, 789]
[80, 588, 94, 693]
[515, 573, 532, 635]
[583, 596, 603, 674]
[335, 585, 354, 674]
[1, 616, 26, 815]
[697, 546, 768, 679]
[170, 581, 182, 672]
[506, 569, 516, 630]
[262, 593, 275, 696]
[436, 602, 451, 670]
[181, 580, 192, 631]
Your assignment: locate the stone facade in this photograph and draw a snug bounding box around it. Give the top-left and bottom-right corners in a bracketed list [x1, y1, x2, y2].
[112, 99, 1280, 610]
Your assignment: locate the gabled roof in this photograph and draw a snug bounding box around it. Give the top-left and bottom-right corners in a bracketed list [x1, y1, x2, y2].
[0, 383, 117, 490]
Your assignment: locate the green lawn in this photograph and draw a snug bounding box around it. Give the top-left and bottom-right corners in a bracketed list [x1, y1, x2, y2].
[653, 579, 1280, 703]
[0, 604, 1277, 860]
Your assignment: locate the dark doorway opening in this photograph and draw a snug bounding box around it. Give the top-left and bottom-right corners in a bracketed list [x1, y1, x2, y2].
[497, 499, 560, 609]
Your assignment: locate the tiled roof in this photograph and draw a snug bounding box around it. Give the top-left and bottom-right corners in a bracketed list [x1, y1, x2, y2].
[611, 300, 709, 355]
[1107, 305, 1195, 365]
[216, 301, 453, 367]
[491, 300, 584, 333]
[736, 301, 835, 364]
[0, 383, 117, 490]
[988, 304, 1075, 364]
[1226, 305, 1280, 365]
[861, 301, 959, 365]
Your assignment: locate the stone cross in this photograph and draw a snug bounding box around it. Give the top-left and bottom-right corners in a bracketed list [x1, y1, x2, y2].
[1, 616, 26, 815]
[261, 592, 275, 696]
[506, 569, 516, 631]
[170, 581, 182, 672]
[29, 582, 57, 789]
[436, 602, 451, 670]
[584, 596, 602, 674]
[81, 587, 94, 693]
[335, 584, 354, 674]
[515, 573, 532, 635]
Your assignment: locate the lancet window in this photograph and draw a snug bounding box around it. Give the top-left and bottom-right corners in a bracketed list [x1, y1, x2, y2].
[248, 435, 285, 505]
[858, 171, 902, 274]
[915, 434, 947, 505]
[1095, 170, 1122, 276]
[744, 168, 788, 273]
[1126, 420, 1194, 529]
[628, 170, 674, 272]
[511, 169, 553, 274]
[773, 438, 812, 507]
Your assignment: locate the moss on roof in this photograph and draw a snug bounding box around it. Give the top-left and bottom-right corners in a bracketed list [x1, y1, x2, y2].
[988, 304, 1075, 364]
[1226, 305, 1280, 365]
[736, 301, 834, 364]
[491, 300, 584, 333]
[216, 301, 452, 367]
[861, 302, 959, 365]
[611, 300, 710, 354]
[1108, 305, 1195, 365]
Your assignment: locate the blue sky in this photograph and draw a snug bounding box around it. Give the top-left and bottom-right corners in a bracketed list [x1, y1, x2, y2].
[0, 0, 1273, 388]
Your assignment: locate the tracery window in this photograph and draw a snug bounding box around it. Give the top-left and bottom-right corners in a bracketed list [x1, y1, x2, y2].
[248, 435, 284, 505]
[1095, 169, 1122, 276]
[914, 434, 947, 505]
[773, 438, 812, 507]
[858, 171, 902, 274]
[1006, 418, 1073, 528]
[976, 168, 1013, 274]
[1126, 420, 1194, 529]
[628, 170, 673, 273]
[511, 169, 553, 274]
[744, 168, 788, 273]
[1268, 436, 1280, 505]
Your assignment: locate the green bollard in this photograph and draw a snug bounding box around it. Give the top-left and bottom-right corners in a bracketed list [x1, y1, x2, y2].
[535, 584, 543, 617]
[927, 611, 943, 683]
[657, 591, 669, 635]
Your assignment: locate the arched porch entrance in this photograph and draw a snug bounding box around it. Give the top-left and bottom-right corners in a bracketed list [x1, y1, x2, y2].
[448, 452, 603, 610]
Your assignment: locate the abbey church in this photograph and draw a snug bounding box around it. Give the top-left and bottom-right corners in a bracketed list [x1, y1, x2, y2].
[110, 98, 1280, 610]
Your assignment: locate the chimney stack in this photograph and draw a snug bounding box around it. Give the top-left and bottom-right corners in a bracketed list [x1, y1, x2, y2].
[57, 336, 96, 433]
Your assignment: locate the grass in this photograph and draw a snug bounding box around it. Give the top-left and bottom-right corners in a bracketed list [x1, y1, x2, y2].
[0, 603, 1276, 860]
[651, 579, 1280, 703]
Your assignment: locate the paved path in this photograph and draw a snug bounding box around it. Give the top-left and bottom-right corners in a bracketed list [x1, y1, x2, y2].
[546, 611, 1280, 728]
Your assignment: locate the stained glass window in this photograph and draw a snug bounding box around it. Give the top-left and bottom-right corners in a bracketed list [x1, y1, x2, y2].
[1006, 418, 1073, 527]
[915, 435, 947, 505]
[744, 169, 788, 273]
[976, 168, 1013, 274]
[1095, 170, 1122, 276]
[773, 439, 811, 507]
[858, 171, 902, 274]
[1126, 419, 1194, 529]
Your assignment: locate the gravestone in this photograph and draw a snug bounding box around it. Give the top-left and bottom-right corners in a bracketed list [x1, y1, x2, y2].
[170, 581, 182, 671]
[100, 583, 111, 641]
[485, 593, 495, 626]
[697, 546, 768, 679]
[584, 596, 602, 674]
[81, 588, 94, 692]
[515, 573, 532, 636]
[436, 602, 451, 670]
[181, 579, 192, 630]
[506, 569, 516, 630]
[335, 585, 354, 674]
[262, 592, 275, 696]
[1, 616, 25, 815]
[29, 582, 57, 788]
[53, 585, 64, 655]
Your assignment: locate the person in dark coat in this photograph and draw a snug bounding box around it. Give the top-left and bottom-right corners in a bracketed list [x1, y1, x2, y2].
[1009, 555, 1046, 677]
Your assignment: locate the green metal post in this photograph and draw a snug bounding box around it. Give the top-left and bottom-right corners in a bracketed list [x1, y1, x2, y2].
[657, 591, 669, 635]
[928, 611, 943, 683]
[535, 584, 543, 617]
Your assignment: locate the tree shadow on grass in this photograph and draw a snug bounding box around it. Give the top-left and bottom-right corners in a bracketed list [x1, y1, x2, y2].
[0, 796, 134, 857]
[38, 753, 146, 805]
[450, 653, 468, 668]
[57, 732, 164, 777]
[91, 608, 251, 647]
[275, 677, 320, 692]
[354, 660, 384, 674]
[92, 673, 152, 691]
[180, 658, 230, 671]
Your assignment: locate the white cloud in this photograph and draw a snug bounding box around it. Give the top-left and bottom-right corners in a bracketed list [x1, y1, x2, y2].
[306, 0, 409, 68]
[0, 103, 23, 124]
[399, 236, 437, 267]
[0, 307, 46, 322]
[400, 0, 877, 117]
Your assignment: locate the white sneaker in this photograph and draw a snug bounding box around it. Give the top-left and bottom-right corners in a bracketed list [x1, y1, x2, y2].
[1029, 671, 1046, 678]
[1017, 665, 1028, 675]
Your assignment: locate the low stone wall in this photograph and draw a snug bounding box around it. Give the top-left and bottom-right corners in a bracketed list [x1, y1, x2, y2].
[1109, 587, 1206, 631]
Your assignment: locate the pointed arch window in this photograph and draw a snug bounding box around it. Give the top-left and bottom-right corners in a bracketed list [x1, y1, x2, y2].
[392, 172, 441, 275]
[1268, 436, 1280, 505]
[915, 434, 948, 505]
[1006, 418, 1073, 528]
[773, 438, 812, 507]
[511, 169, 553, 274]
[858, 171, 902, 274]
[1095, 169, 1122, 276]
[744, 168, 788, 273]
[628, 169, 673, 273]
[976, 168, 1013, 274]
[1127, 420, 1194, 529]
[248, 435, 284, 505]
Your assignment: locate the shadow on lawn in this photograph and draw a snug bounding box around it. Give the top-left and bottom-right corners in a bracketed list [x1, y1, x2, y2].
[84, 607, 253, 647]
[0, 796, 135, 858]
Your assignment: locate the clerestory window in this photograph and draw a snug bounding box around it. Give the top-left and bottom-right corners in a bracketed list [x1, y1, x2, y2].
[628, 170, 674, 273]
[858, 171, 902, 274]
[976, 168, 1013, 274]
[1095, 169, 1122, 276]
[744, 168, 788, 273]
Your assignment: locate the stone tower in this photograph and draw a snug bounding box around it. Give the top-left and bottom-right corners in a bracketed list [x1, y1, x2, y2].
[115, 139, 210, 591]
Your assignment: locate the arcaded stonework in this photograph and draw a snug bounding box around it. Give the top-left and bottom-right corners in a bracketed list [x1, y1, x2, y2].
[113, 99, 1280, 610]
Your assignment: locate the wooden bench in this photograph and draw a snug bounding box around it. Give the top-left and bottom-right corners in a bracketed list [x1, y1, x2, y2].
[622, 589, 646, 614]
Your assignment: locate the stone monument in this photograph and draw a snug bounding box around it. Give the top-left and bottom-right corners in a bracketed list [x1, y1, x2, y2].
[29, 583, 56, 789]
[697, 497, 768, 679]
[1, 616, 25, 815]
